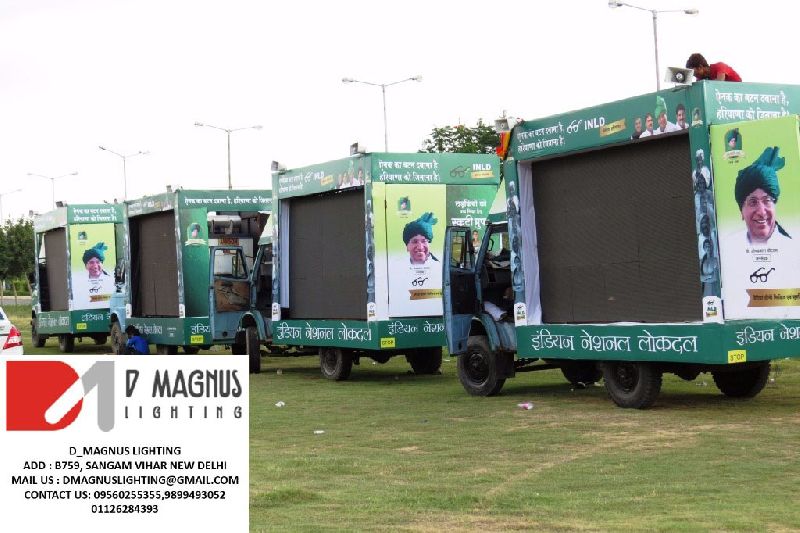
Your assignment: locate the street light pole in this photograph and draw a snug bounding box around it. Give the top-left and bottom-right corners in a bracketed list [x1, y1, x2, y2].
[26, 172, 79, 209]
[194, 122, 263, 190]
[609, 1, 698, 91]
[0, 188, 22, 222]
[342, 75, 423, 151]
[98, 146, 149, 200]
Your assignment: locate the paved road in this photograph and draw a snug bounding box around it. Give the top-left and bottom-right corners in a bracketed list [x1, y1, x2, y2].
[0, 295, 31, 306]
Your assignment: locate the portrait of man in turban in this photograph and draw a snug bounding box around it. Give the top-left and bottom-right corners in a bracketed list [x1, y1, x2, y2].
[718, 141, 799, 319]
[403, 212, 438, 265]
[73, 241, 116, 309]
[735, 146, 791, 244]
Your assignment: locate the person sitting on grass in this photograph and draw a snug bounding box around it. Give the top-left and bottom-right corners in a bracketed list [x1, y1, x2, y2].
[124, 325, 150, 355]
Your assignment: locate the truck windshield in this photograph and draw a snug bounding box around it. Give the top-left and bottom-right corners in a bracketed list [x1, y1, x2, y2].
[214, 249, 248, 279]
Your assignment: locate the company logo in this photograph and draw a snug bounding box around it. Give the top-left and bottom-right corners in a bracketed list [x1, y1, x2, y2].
[6, 361, 114, 432]
[749, 267, 775, 283]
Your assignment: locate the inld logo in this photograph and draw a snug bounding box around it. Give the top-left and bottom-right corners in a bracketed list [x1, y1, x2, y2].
[6, 360, 115, 432]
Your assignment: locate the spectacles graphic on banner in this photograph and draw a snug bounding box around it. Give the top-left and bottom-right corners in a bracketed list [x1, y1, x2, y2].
[449, 166, 469, 178]
[749, 267, 775, 283]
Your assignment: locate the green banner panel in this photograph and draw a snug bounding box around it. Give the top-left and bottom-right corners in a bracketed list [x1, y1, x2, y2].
[515, 320, 800, 364]
[36, 310, 110, 335]
[272, 318, 446, 349]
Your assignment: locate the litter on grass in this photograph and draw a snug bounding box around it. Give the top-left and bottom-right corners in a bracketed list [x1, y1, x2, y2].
[517, 402, 534, 410]
[275, 401, 286, 407]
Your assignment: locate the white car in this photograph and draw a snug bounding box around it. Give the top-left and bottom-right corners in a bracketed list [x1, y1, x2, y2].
[0, 307, 23, 354]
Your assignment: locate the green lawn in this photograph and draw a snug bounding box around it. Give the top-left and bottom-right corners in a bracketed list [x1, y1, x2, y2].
[8, 304, 800, 531]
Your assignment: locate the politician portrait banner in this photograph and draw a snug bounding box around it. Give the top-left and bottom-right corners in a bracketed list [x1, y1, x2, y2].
[711, 115, 800, 319]
[69, 223, 117, 310]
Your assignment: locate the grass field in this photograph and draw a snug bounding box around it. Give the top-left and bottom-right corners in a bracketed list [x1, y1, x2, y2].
[7, 304, 800, 531]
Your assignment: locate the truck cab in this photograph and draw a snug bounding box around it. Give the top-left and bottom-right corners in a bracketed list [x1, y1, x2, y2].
[444, 221, 522, 395]
[232, 233, 275, 374]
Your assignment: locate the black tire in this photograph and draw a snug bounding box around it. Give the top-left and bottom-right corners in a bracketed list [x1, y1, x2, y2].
[456, 336, 505, 396]
[110, 322, 127, 355]
[231, 332, 246, 355]
[92, 334, 108, 345]
[560, 362, 602, 388]
[246, 326, 261, 374]
[405, 347, 443, 375]
[182, 346, 200, 354]
[712, 362, 771, 398]
[58, 334, 75, 353]
[156, 344, 178, 355]
[320, 347, 352, 381]
[601, 361, 662, 409]
[31, 320, 47, 348]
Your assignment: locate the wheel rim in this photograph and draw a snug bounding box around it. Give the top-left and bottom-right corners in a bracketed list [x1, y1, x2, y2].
[613, 363, 638, 393]
[321, 350, 337, 372]
[465, 350, 490, 384]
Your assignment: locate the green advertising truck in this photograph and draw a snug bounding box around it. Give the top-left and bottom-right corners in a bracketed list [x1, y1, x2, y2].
[31, 204, 126, 352]
[108, 189, 271, 354]
[444, 80, 800, 408]
[264, 151, 500, 379]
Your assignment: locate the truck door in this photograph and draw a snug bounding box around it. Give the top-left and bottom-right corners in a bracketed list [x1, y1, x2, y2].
[443, 226, 477, 355]
[249, 243, 273, 332]
[209, 246, 251, 341]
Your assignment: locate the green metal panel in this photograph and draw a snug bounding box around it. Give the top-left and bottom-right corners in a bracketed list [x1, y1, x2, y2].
[371, 152, 500, 186]
[179, 207, 211, 317]
[273, 153, 500, 199]
[701, 81, 800, 125]
[125, 317, 213, 346]
[272, 318, 446, 350]
[127, 190, 271, 217]
[510, 87, 691, 161]
[35, 310, 110, 335]
[515, 320, 800, 364]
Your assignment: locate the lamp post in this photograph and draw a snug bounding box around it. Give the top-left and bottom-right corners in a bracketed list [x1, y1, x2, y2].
[194, 122, 263, 190]
[0, 188, 21, 222]
[609, 1, 698, 91]
[98, 146, 149, 201]
[26, 172, 78, 209]
[342, 75, 423, 151]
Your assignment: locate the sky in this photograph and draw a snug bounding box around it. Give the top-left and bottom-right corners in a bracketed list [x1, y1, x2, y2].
[2, 0, 799, 221]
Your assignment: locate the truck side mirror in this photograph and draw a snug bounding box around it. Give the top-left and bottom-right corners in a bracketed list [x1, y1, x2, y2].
[27, 271, 36, 285]
[114, 260, 126, 284]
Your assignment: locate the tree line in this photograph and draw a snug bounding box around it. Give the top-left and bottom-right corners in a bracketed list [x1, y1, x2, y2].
[0, 217, 34, 303]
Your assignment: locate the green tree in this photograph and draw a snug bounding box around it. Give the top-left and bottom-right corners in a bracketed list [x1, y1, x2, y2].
[0, 217, 34, 303]
[419, 119, 499, 154]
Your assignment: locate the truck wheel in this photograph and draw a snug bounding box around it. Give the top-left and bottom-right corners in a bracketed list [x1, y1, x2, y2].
[406, 347, 443, 375]
[58, 334, 75, 353]
[601, 361, 662, 409]
[712, 362, 770, 398]
[183, 346, 200, 354]
[246, 326, 261, 374]
[231, 331, 246, 355]
[560, 362, 602, 388]
[110, 322, 127, 355]
[31, 320, 47, 348]
[457, 336, 505, 396]
[156, 344, 178, 355]
[320, 347, 352, 381]
[92, 334, 108, 345]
